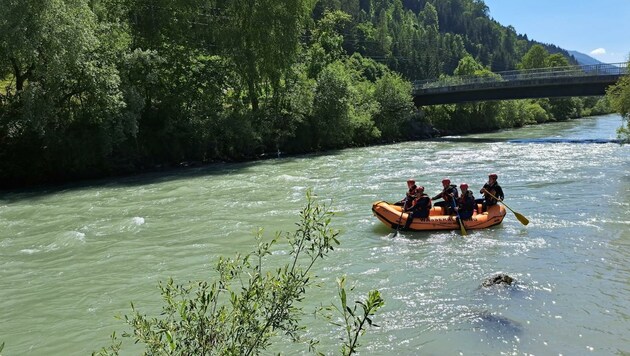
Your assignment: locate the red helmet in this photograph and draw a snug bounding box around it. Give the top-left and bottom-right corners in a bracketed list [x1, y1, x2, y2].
[416, 186, 425, 192]
[489, 173, 498, 180]
[442, 178, 450, 184]
[407, 179, 416, 184]
[460, 183, 469, 189]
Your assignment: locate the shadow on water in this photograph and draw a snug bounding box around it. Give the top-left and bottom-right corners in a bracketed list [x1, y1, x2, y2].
[463, 275, 526, 339]
[372, 224, 397, 236]
[370, 219, 449, 239]
[465, 310, 524, 336]
[0, 150, 346, 201]
[2, 133, 620, 200]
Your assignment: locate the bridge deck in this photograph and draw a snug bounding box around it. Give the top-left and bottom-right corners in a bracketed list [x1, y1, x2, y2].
[413, 62, 627, 105]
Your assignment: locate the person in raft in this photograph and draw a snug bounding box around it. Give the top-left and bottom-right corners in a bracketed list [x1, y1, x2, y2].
[476, 173, 504, 212]
[455, 183, 476, 219]
[394, 179, 417, 210]
[403, 186, 432, 230]
[432, 178, 459, 215]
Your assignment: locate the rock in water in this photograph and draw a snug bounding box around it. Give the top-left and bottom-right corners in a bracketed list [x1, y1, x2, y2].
[482, 273, 514, 287]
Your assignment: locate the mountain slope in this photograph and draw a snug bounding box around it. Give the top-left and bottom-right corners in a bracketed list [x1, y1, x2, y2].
[568, 50, 604, 66]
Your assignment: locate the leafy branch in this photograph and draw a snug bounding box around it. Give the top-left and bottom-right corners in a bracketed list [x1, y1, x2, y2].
[323, 276, 385, 356]
[94, 190, 382, 356]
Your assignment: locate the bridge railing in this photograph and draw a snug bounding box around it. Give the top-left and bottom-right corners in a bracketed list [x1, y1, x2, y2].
[414, 62, 628, 90]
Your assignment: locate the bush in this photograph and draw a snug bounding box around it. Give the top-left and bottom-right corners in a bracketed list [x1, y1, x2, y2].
[94, 191, 383, 355]
[606, 71, 630, 142]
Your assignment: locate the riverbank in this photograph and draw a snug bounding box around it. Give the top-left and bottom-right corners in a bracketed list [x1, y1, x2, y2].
[0, 108, 618, 192]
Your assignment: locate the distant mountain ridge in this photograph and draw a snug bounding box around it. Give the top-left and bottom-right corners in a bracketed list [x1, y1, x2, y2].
[567, 50, 623, 74]
[568, 50, 605, 66]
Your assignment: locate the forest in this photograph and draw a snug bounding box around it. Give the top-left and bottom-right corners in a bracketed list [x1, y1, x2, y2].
[0, 0, 617, 187]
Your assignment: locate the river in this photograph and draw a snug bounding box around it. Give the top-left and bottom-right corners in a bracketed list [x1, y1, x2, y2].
[1, 114, 629, 355]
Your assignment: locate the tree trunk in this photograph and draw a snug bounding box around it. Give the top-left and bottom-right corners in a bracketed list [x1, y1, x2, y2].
[248, 79, 259, 112]
[246, 56, 259, 111]
[10, 58, 32, 92]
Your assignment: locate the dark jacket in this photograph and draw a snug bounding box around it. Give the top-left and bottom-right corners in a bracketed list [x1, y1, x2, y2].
[395, 185, 417, 209]
[480, 182, 504, 206]
[405, 193, 432, 218]
[432, 184, 459, 204]
[458, 190, 476, 219]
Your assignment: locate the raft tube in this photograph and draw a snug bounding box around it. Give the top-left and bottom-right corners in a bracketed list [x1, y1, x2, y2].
[372, 201, 506, 232]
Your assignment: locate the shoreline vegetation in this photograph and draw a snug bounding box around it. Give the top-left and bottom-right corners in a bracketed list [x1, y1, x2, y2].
[1, 1, 628, 190]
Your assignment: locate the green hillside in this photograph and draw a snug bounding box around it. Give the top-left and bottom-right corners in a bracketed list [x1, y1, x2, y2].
[0, 0, 613, 187]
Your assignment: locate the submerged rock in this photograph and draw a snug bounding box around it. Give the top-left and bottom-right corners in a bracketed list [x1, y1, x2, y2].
[481, 273, 514, 287]
[470, 310, 523, 335]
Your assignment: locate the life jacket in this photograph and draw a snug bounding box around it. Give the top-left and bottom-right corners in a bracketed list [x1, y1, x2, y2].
[402, 185, 418, 209]
[410, 193, 432, 218]
[482, 182, 500, 205]
[412, 193, 432, 211]
[459, 190, 475, 211]
[446, 184, 459, 202]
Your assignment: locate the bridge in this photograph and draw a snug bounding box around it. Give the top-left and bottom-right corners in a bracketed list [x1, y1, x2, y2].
[413, 62, 628, 106]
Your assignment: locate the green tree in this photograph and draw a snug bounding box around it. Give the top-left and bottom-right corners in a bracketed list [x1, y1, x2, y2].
[218, 0, 313, 111]
[375, 8, 393, 60]
[446, 55, 502, 132]
[440, 33, 468, 75]
[350, 79, 381, 144]
[372, 72, 414, 139]
[311, 61, 355, 149]
[419, 2, 441, 78]
[453, 54, 484, 75]
[257, 66, 317, 154]
[519, 44, 549, 69]
[545, 53, 570, 68]
[307, 10, 352, 79]
[541, 53, 577, 121]
[606, 62, 630, 142]
[546, 97, 581, 121]
[0, 0, 136, 184]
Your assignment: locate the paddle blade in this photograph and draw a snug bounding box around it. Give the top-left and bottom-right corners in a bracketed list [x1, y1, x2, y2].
[457, 218, 467, 236]
[514, 212, 529, 225]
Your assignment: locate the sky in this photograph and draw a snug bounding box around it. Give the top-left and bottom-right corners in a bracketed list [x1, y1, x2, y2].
[483, 0, 630, 64]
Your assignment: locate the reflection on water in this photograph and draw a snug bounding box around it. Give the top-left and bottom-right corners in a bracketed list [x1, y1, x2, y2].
[433, 137, 621, 144]
[508, 138, 621, 144]
[1, 115, 629, 355]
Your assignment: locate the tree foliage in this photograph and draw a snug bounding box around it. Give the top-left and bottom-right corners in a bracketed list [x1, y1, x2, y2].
[0, 0, 137, 184]
[0, 0, 611, 187]
[519, 44, 548, 69]
[606, 60, 630, 142]
[217, 0, 313, 111]
[311, 61, 356, 149]
[372, 72, 414, 138]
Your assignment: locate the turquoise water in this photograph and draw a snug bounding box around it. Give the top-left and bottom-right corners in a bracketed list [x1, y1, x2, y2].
[1, 115, 629, 355]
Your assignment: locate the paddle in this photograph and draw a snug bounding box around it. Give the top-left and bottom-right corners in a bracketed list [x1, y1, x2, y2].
[393, 198, 406, 237]
[451, 199, 467, 236]
[482, 189, 529, 225]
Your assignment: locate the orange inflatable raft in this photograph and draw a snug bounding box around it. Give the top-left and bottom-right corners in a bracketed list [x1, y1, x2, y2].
[371, 201, 506, 232]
